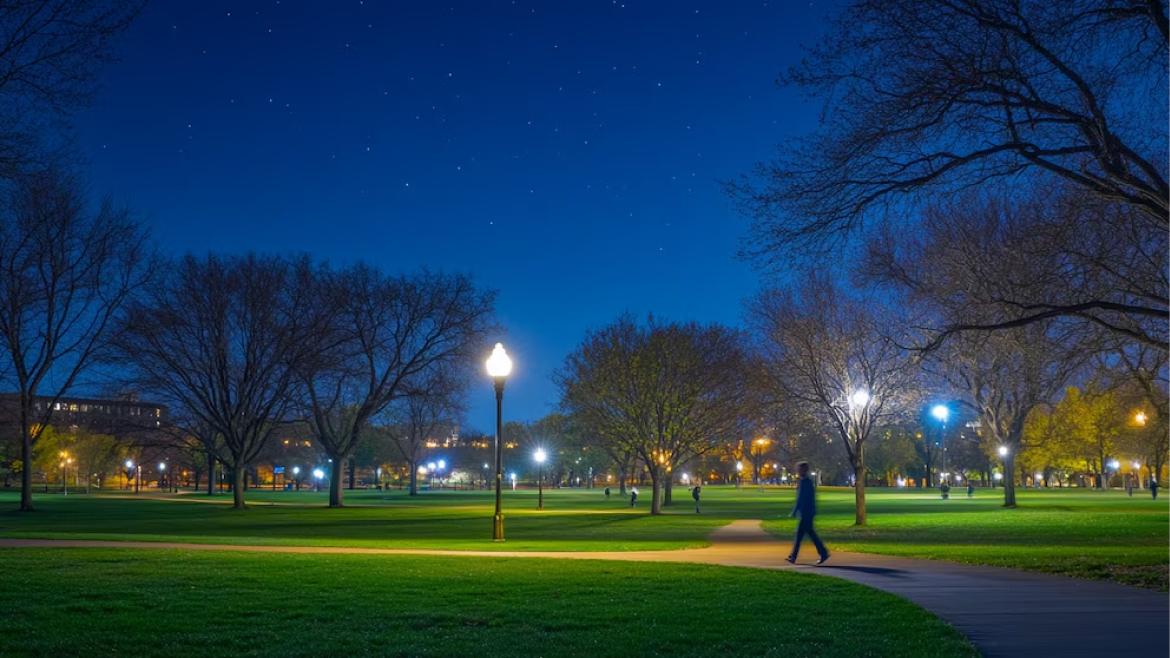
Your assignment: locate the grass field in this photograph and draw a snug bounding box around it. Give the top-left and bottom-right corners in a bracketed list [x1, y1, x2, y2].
[0, 549, 977, 657]
[0, 485, 1165, 587]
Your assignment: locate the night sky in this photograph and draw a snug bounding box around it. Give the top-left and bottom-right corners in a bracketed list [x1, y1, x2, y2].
[73, 1, 831, 428]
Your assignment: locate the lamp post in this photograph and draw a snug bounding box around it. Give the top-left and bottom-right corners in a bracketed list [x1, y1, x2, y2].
[735, 460, 743, 488]
[485, 342, 513, 541]
[534, 448, 547, 510]
[313, 468, 324, 492]
[292, 466, 301, 491]
[158, 462, 166, 490]
[931, 404, 950, 485]
[58, 452, 70, 495]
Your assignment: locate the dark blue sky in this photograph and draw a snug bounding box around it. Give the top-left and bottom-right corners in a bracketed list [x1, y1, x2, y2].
[74, 1, 831, 428]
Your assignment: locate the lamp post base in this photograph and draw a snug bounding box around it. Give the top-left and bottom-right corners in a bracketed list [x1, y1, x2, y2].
[492, 514, 505, 541]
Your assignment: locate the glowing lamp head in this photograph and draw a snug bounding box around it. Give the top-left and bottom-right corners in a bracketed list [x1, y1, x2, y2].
[533, 448, 547, 464]
[1109, 459, 1120, 470]
[1133, 461, 1141, 469]
[158, 462, 166, 471]
[994, 472, 1003, 481]
[931, 404, 950, 421]
[485, 343, 513, 379]
[1135, 411, 1148, 426]
[735, 461, 743, 472]
[312, 468, 325, 480]
[850, 390, 870, 407]
[437, 459, 446, 470]
[292, 466, 301, 475]
[998, 446, 1009, 457]
[125, 460, 134, 469]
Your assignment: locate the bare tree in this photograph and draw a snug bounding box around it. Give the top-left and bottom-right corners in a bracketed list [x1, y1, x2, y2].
[750, 277, 918, 525]
[114, 254, 319, 509]
[0, 170, 151, 511]
[932, 325, 1085, 506]
[383, 368, 467, 496]
[735, 0, 1166, 251]
[867, 189, 1167, 350]
[559, 316, 749, 515]
[0, 1, 142, 173]
[296, 266, 493, 507]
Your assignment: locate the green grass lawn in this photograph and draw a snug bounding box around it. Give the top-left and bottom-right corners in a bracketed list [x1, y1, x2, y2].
[0, 485, 1165, 588]
[0, 548, 976, 657]
[761, 487, 1169, 589]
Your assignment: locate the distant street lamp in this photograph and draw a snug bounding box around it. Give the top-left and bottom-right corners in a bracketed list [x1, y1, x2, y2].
[1135, 411, 1148, 426]
[58, 452, 71, 495]
[158, 462, 166, 490]
[312, 468, 325, 492]
[931, 404, 950, 485]
[486, 342, 513, 541]
[293, 466, 302, 491]
[534, 448, 547, 510]
[735, 460, 743, 489]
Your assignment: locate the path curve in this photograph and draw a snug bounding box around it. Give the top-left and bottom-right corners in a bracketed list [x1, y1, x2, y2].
[2, 520, 1165, 658]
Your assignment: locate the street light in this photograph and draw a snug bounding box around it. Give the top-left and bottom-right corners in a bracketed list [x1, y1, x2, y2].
[1135, 411, 1148, 426]
[998, 445, 1009, 457]
[931, 404, 950, 485]
[533, 448, 547, 510]
[486, 342, 513, 541]
[158, 462, 167, 491]
[293, 466, 301, 491]
[312, 468, 325, 492]
[849, 389, 870, 407]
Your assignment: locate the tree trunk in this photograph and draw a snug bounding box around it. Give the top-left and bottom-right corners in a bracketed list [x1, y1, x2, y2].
[408, 460, 419, 496]
[205, 450, 215, 495]
[20, 419, 33, 511]
[663, 478, 673, 506]
[329, 458, 345, 507]
[649, 469, 663, 515]
[347, 458, 356, 490]
[853, 462, 867, 526]
[231, 465, 246, 509]
[618, 467, 627, 496]
[1002, 454, 1017, 507]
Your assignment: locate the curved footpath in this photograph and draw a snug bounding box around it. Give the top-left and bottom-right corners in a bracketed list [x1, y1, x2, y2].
[1, 520, 1165, 657]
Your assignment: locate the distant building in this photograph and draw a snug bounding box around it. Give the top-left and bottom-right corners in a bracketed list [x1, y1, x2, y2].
[0, 393, 167, 435]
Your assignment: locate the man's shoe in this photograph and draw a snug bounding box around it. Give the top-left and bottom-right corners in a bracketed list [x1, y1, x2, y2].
[784, 555, 796, 564]
[815, 554, 830, 565]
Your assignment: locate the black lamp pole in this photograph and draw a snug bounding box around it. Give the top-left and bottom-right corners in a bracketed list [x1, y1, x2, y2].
[492, 377, 506, 541]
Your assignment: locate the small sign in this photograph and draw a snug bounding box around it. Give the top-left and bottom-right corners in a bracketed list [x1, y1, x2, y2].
[273, 466, 285, 474]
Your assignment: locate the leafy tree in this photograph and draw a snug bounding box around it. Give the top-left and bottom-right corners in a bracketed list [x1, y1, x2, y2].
[560, 316, 749, 514]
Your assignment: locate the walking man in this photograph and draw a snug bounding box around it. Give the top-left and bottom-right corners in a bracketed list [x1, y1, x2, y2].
[786, 462, 829, 565]
[692, 484, 702, 514]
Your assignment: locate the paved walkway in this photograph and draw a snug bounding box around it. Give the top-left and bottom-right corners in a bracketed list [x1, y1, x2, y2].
[2, 520, 1165, 657]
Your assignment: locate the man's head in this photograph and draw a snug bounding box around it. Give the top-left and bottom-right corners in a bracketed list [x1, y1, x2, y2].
[797, 461, 810, 477]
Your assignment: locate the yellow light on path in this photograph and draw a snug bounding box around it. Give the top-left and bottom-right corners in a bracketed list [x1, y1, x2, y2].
[486, 343, 513, 378]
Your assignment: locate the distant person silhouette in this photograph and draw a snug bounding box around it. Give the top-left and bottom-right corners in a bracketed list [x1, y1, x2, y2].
[1151, 479, 1159, 500]
[786, 462, 829, 565]
[604, 487, 611, 499]
[966, 482, 974, 498]
[629, 486, 639, 507]
[692, 485, 702, 513]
